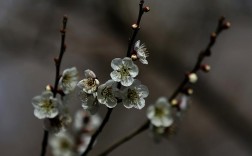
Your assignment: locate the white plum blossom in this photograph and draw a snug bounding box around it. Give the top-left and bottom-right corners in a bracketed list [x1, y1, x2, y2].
[32, 91, 59, 119]
[79, 90, 99, 114]
[147, 97, 173, 127]
[134, 40, 149, 64]
[49, 132, 76, 156]
[59, 67, 79, 94]
[122, 80, 149, 109]
[97, 80, 119, 108]
[77, 69, 99, 94]
[74, 109, 101, 133]
[110, 57, 139, 86]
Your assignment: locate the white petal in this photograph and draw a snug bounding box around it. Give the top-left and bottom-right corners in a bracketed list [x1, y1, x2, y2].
[123, 99, 134, 109]
[139, 57, 148, 64]
[146, 105, 155, 119]
[128, 64, 139, 77]
[151, 116, 162, 127]
[161, 116, 173, 127]
[111, 58, 122, 70]
[137, 85, 149, 98]
[84, 69, 96, 78]
[110, 71, 121, 82]
[134, 40, 140, 50]
[122, 57, 134, 67]
[121, 76, 134, 86]
[134, 98, 145, 109]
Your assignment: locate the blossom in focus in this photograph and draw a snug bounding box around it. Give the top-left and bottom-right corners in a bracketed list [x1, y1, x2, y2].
[134, 40, 149, 64]
[110, 57, 139, 86]
[32, 91, 59, 119]
[74, 109, 101, 133]
[147, 97, 173, 127]
[79, 90, 99, 114]
[97, 80, 119, 108]
[77, 69, 99, 94]
[49, 132, 75, 156]
[59, 67, 78, 94]
[122, 80, 149, 109]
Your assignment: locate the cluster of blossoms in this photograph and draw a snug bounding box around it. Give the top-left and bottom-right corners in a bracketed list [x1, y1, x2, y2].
[146, 95, 190, 141]
[49, 110, 101, 156]
[32, 67, 78, 133]
[78, 40, 149, 113]
[146, 70, 204, 141]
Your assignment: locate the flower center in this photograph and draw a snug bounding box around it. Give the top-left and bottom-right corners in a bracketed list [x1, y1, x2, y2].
[60, 139, 70, 149]
[86, 78, 96, 87]
[42, 99, 54, 112]
[102, 86, 113, 98]
[119, 66, 130, 77]
[128, 89, 139, 102]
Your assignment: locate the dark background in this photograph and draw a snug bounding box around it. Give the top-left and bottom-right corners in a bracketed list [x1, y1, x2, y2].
[1, 0, 252, 156]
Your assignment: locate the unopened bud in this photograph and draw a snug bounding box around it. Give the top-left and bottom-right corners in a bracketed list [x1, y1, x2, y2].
[223, 21, 231, 29]
[170, 99, 178, 106]
[131, 54, 138, 61]
[201, 64, 211, 72]
[188, 73, 198, 83]
[131, 24, 139, 30]
[46, 85, 53, 91]
[143, 6, 150, 12]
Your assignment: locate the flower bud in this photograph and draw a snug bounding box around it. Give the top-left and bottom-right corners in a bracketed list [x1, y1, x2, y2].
[188, 73, 198, 83]
[131, 54, 138, 61]
[201, 64, 211, 72]
[131, 24, 139, 30]
[143, 6, 150, 12]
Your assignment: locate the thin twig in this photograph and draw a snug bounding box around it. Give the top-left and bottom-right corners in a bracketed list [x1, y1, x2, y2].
[81, 108, 113, 156]
[96, 16, 230, 156]
[169, 16, 230, 102]
[97, 120, 150, 156]
[39, 15, 68, 156]
[126, 0, 145, 57]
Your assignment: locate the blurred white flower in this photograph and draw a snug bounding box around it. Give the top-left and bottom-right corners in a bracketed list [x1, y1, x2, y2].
[147, 97, 173, 127]
[122, 80, 149, 109]
[179, 95, 189, 111]
[77, 69, 99, 94]
[59, 67, 78, 94]
[49, 132, 76, 156]
[97, 80, 119, 108]
[79, 90, 99, 114]
[74, 109, 101, 133]
[44, 113, 72, 133]
[110, 57, 139, 86]
[32, 91, 59, 119]
[149, 124, 176, 142]
[134, 40, 149, 64]
[77, 135, 91, 154]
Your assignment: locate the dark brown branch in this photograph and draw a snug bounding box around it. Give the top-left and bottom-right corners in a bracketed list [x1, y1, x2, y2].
[169, 16, 230, 102]
[126, 0, 146, 57]
[97, 120, 150, 156]
[40, 15, 68, 156]
[96, 16, 230, 156]
[81, 108, 113, 156]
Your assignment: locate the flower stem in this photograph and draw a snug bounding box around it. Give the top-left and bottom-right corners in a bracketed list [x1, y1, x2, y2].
[39, 15, 68, 156]
[81, 108, 113, 156]
[97, 120, 150, 156]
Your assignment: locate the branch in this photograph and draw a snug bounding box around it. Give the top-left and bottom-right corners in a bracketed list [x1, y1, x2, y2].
[81, 1, 149, 155]
[97, 16, 231, 156]
[97, 121, 150, 156]
[40, 15, 68, 156]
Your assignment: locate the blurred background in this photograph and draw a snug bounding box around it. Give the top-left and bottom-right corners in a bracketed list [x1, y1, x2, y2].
[1, 0, 252, 155]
